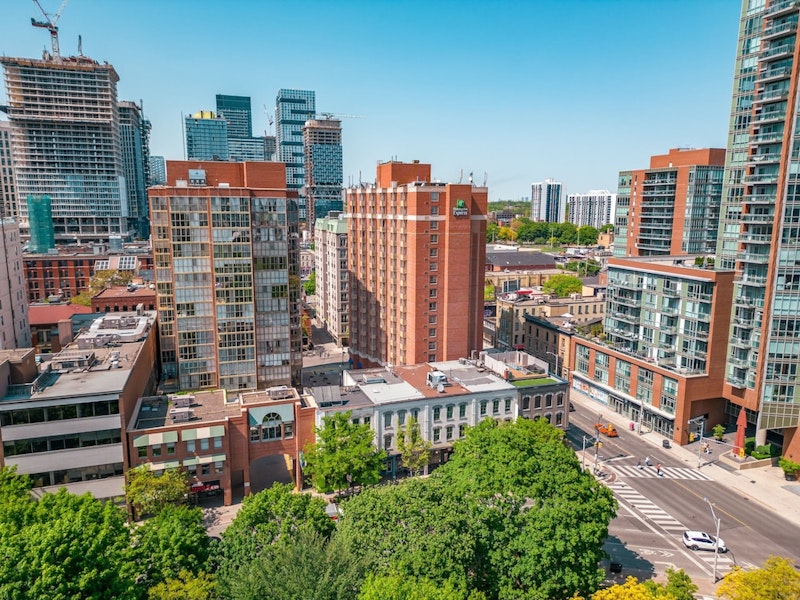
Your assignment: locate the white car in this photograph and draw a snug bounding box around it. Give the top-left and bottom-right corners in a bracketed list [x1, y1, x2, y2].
[683, 530, 727, 553]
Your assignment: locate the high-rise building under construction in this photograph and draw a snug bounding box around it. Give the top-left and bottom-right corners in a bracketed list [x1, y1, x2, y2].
[0, 55, 128, 244]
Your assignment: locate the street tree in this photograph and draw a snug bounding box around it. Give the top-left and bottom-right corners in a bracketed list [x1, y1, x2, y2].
[486, 223, 500, 243]
[542, 273, 584, 297]
[717, 556, 800, 600]
[222, 526, 365, 600]
[359, 572, 487, 600]
[303, 410, 387, 493]
[398, 417, 432, 476]
[0, 489, 136, 600]
[125, 465, 188, 518]
[303, 270, 316, 296]
[599, 224, 614, 233]
[585, 569, 695, 599]
[147, 570, 218, 600]
[218, 483, 334, 579]
[130, 505, 211, 588]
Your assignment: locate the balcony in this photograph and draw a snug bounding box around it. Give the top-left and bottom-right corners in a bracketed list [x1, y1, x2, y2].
[757, 65, 793, 82]
[744, 173, 779, 184]
[740, 212, 775, 223]
[737, 273, 769, 285]
[763, 20, 798, 40]
[766, 0, 800, 16]
[752, 112, 786, 125]
[729, 336, 751, 349]
[741, 232, 773, 243]
[748, 153, 781, 165]
[740, 251, 771, 264]
[760, 45, 794, 60]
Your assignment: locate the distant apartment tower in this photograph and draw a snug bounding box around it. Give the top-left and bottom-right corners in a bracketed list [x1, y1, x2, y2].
[148, 156, 167, 186]
[715, 0, 800, 455]
[0, 121, 17, 219]
[1, 55, 127, 243]
[613, 148, 725, 258]
[0, 218, 30, 348]
[346, 161, 487, 368]
[185, 111, 229, 161]
[215, 94, 252, 138]
[118, 101, 151, 239]
[303, 118, 343, 227]
[531, 179, 563, 222]
[150, 161, 302, 392]
[566, 190, 616, 229]
[314, 212, 349, 346]
[276, 89, 315, 226]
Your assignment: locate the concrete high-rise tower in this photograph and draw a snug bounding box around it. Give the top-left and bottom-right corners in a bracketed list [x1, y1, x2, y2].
[150, 161, 302, 392]
[303, 117, 343, 228]
[531, 179, 563, 222]
[0, 218, 30, 348]
[0, 121, 18, 220]
[566, 190, 616, 230]
[716, 0, 800, 455]
[276, 89, 315, 228]
[1, 55, 127, 243]
[346, 161, 487, 368]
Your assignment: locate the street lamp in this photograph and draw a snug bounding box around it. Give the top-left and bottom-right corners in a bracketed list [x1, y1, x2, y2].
[546, 351, 560, 378]
[703, 497, 721, 583]
[689, 416, 705, 468]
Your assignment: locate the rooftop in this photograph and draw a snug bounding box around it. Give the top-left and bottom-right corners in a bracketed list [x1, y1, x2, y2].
[28, 303, 93, 326]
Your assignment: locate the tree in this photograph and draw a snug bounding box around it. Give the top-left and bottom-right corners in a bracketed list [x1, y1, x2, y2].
[484, 282, 495, 301]
[576, 226, 599, 246]
[0, 489, 136, 600]
[222, 526, 365, 600]
[486, 223, 500, 243]
[303, 410, 387, 493]
[590, 576, 675, 599]
[497, 226, 517, 241]
[398, 417, 432, 476]
[600, 224, 614, 233]
[565, 259, 600, 276]
[148, 570, 218, 600]
[218, 483, 334, 579]
[304, 270, 316, 296]
[542, 273, 584, 297]
[125, 465, 189, 519]
[130, 505, 211, 589]
[717, 556, 800, 600]
[71, 269, 134, 306]
[658, 567, 698, 600]
[359, 573, 487, 600]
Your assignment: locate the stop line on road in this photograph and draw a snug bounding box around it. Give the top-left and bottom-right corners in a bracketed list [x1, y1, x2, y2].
[608, 464, 713, 481]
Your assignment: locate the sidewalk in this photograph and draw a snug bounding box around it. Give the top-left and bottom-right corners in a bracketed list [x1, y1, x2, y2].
[572, 393, 800, 525]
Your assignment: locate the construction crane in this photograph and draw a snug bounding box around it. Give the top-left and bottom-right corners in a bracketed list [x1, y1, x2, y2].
[31, 0, 69, 58]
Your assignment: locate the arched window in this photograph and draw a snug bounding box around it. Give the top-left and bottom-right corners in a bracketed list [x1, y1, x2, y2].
[522, 395, 531, 411]
[534, 395, 542, 410]
[556, 393, 564, 406]
[544, 413, 552, 424]
[555, 412, 563, 426]
[262, 413, 282, 441]
[545, 394, 553, 408]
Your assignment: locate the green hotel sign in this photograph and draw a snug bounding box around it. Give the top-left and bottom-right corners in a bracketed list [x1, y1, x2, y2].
[453, 199, 468, 216]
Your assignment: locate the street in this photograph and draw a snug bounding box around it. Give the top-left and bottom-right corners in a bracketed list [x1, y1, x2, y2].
[565, 403, 800, 593]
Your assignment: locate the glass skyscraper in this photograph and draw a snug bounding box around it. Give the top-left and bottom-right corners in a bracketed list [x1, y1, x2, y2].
[216, 94, 252, 138]
[303, 118, 343, 225]
[185, 111, 229, 161]
[276, 89, 315, 227]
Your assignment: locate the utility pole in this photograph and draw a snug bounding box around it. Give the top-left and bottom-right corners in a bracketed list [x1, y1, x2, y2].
[704, 497, 721, 583]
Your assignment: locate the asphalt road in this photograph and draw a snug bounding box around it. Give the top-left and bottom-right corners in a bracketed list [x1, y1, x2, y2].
[566, 405, 800, 591]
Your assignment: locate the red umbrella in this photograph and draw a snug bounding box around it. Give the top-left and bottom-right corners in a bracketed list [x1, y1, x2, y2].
[732, 408, 747, 458]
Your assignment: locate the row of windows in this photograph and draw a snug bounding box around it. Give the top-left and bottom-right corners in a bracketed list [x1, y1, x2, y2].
[521, 393, 565, 411]
[4, 428, 121, 456]
[137, 436, 223, 459]
[0, 400, 120, 426]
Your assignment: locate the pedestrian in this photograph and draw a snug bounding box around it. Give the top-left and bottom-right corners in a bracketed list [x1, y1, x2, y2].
[644, 455, 651, 467]
[636, 459, 643, 469]
[656, 463, 663, 476]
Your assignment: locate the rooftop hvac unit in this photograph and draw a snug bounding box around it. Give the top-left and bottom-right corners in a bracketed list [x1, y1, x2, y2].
[170, 407, 191, 422]
[171, 395, 193, 408]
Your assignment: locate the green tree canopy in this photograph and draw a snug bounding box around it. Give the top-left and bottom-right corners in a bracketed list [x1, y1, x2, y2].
[0, 489, 136, 600]
[599, 224, 614, 233]
[147, 570, 218, 600]
[565, 259, 601, 276]
[218, 483, 334, 580]
[125, 465, 189, 519]
[222, 526, 364, 600]
[303, 270, 316, 296]
[129, 505, 211, 589]
[577, 226, 599, 246]
[398, 417, 432, 476]
[71, 269, 134, 305]
[486, 223, 500, 243]
[543, 273, 584, 297]
[303, 410, 387, 493]
[359, 572, 487, 600]
[717, 556, 800, 600]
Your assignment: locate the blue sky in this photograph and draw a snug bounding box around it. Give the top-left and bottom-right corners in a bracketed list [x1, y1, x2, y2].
[1, 0, 740, 202]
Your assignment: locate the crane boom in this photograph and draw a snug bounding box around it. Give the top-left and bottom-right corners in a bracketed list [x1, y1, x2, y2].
[31, 0, 69, 58]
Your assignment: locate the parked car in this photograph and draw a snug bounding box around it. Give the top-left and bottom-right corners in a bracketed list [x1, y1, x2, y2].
[683, 530, 727, 553]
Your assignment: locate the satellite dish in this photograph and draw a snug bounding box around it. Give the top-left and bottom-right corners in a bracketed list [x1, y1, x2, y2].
[437, 383, 445, 393]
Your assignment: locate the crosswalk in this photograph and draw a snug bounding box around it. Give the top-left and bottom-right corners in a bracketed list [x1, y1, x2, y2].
[608, 464, 713, 481]
[606, 480, 736, 575]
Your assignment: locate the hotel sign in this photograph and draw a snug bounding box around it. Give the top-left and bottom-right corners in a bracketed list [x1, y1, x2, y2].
[453, 199, 469, 216]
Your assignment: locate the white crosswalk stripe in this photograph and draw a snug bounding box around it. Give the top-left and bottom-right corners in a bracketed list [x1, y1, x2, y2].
[608, 464, 713, 481]
[606, 481, 735, 575]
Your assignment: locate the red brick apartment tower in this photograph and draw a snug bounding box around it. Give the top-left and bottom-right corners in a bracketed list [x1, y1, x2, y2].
[622, 148, 725, 257]
[347, 161, 487, 368]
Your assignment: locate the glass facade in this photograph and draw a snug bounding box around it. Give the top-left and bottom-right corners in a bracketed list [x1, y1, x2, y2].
[276, 89, 315, 224]
[185, 114, 229, 161]
[215, 94, 252, 138]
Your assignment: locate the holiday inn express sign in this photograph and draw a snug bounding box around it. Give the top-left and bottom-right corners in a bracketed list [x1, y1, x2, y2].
[453, 199, 468, 216]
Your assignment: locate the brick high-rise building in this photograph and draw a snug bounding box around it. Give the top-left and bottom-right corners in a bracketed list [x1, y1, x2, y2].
[346, 161, 487, 368]
[613, 148, 725, 258]
[149, 161, 302, 393]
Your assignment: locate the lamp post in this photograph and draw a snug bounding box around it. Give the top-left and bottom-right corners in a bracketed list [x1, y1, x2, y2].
[581, 434, 595, 470]
[546, 351, 560, 378]
[688, 416, 706, 468]
[703, 497, 721, 583]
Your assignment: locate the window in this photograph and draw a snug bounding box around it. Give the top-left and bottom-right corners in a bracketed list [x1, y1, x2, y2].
[262, 413, 283, 440]
[459, 424, 467, 438]
[545, 394, 553, 408]
[215, 461, 224, 474]
[200, 438, 210, 451]
[430, 206, 439, 215]
[433, 428, 441, 442]
[428, 353, 437, 361]
[364, 416, 371, 426]
[534, 395, 542, 410]
[398, 410, 406, 426]
[429, 328, 437, 337]
[428, 341, 436, 350]
[284, 422, 293, 437]
[480, 401, 487, 416]
[433, 406, 441, 421]
[429, 302, 437, 311]
[446, 405, 454, 420]
[249, 428, 259, 442]
[383, 434, 393, 450]
[459, 403, 467, 418]
[201, 464, 211, 476]
[522, 396, 530, 411]
[446, 425, 454, 440]
[556, 393, 564, 406]
[187, 464, 198, 477]
[492, 400, 500, 415]
[152, 444, 162, 458]
[187, 440, 196, 452]
[430, 234, 438, 244]
[213, 436, 223, 449]
[166, 442, 176, 455]
[384, 412, 393, 428]
[429, 275, 437, 285]
[504, 398, 512, 413]
[138, 446, 147, 458]
[430, 248, 438, 257]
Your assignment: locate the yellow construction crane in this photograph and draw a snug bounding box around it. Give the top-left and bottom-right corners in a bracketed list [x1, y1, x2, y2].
[31, 0, 69, 58]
